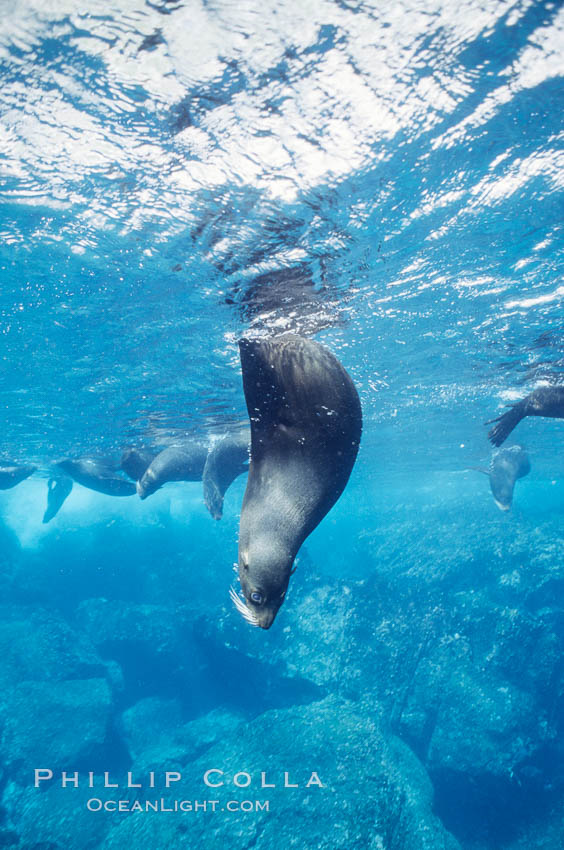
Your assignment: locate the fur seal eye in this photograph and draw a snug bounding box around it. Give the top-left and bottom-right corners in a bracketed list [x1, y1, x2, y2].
[250, 591, 264, 604]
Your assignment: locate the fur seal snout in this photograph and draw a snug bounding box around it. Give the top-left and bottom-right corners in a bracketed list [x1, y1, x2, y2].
[234, 334, 362, 629]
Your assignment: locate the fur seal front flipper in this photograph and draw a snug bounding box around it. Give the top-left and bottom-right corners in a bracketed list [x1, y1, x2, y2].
[488, 445, 530, 511]
[0, 464, 36, 490]
[43, 475, 73, 523]
[233, 334, 362, 629]
[202, 428, 250, 520]
[487, 387, 564, 446]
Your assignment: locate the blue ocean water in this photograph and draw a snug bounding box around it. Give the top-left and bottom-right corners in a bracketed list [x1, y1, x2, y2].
[0, 1, 563, 848]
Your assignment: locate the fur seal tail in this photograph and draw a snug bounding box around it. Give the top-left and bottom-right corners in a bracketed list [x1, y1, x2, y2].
[486, 402, 526, 447]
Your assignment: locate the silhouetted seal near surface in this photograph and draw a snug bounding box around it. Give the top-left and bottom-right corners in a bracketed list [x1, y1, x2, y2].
[0, 464, 36, 490]
[232, 334, 362, 630]
[136, 444, 208, 500]
[489, 445, 530, 511]
[488, 387, 564, 446]
[120, 447, 157, 482]
[56, 458, 136, 496]
[43, 475, 73, 523]
[203, 428, 250, 520]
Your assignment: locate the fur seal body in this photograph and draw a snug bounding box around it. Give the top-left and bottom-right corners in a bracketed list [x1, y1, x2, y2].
[136, 444, 208, 500]
[0, 464, 36, 490]
[202, 428, 250, 520]
[233, 334, 362, 629]
[120, 447, 157, 482]
[488, 387, 564, 446]
[56, 458, 136, 497]
[489, 445, 530, 511]
[43, 475, 73, 523]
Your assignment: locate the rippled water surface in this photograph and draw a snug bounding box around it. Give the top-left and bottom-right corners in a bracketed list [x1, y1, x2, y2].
[1, 0, 562, 469]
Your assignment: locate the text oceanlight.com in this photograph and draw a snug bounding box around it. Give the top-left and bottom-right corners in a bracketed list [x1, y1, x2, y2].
[86, 799, 270, 813]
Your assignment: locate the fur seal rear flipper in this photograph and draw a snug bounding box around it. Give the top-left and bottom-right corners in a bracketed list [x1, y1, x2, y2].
[487, 386, 564, 446]
[0, 464, 36, 490]
[43, 475, 73, 523]
[488, 445, 530, 511]
[234, 334, 362, 629]
[203, 428, 250, 520]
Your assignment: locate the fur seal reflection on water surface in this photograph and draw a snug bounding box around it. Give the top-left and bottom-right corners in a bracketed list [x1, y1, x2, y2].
[233, 334, 362, 630]
[0, 464, 36, 490]
[488, 387, 564, 446]
[43, 475, 73, 523]
[489, 445, 530, 511]
[56, 458, 136, 497]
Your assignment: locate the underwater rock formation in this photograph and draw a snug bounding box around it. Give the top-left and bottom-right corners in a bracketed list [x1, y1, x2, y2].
[100, 696, 461, 850]
[122, 699, 245, 777]
[0, 678, 112, 777]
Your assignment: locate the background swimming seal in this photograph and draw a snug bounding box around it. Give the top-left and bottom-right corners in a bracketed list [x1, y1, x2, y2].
[43, 475, 73, 523]
[487, 386, 564, 446]
[235, 334, 362, 630]
[202, 428, 250, 520]
[489, 445, 531, 511]
[0, 464, 36, 490]
[56, 458, 136, 497]
[120, 447, 157, 482]
[136, 443, 208, 500]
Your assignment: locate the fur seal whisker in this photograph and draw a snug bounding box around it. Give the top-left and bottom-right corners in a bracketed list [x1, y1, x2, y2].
[229, 586, 260, 626]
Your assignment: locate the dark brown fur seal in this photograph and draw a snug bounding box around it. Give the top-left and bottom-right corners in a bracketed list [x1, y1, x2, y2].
[232, 334, 362, 630]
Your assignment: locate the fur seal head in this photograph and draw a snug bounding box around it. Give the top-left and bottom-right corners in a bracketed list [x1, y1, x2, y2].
[234, 334, 362, 629]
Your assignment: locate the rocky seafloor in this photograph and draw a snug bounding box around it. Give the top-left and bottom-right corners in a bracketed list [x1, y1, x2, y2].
[0, 477, 563, 850]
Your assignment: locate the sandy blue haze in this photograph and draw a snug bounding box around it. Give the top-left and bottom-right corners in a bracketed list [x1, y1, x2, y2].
[0, 0, 563, 848]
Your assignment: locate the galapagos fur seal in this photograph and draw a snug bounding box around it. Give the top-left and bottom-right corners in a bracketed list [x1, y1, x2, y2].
[487, 386, 564, 446]
[202, 428, 250, 520]
[56, 458, 136, 497]
[120, 447, 157, 482]
[488, 445, 530, 511]
[136, 443, 208, 500]
[232, 334, 362, 630]
[0, 464, 36, 490]
[43, 475, 73, 523]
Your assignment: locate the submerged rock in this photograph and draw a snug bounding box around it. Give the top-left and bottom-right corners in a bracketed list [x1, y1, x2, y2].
[0, 678, 112, 778]
[121, 698, 243, 766]
[0, 606, 106, 689]
[101, 696, 460, 850]
[2, 781, 114, 850]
